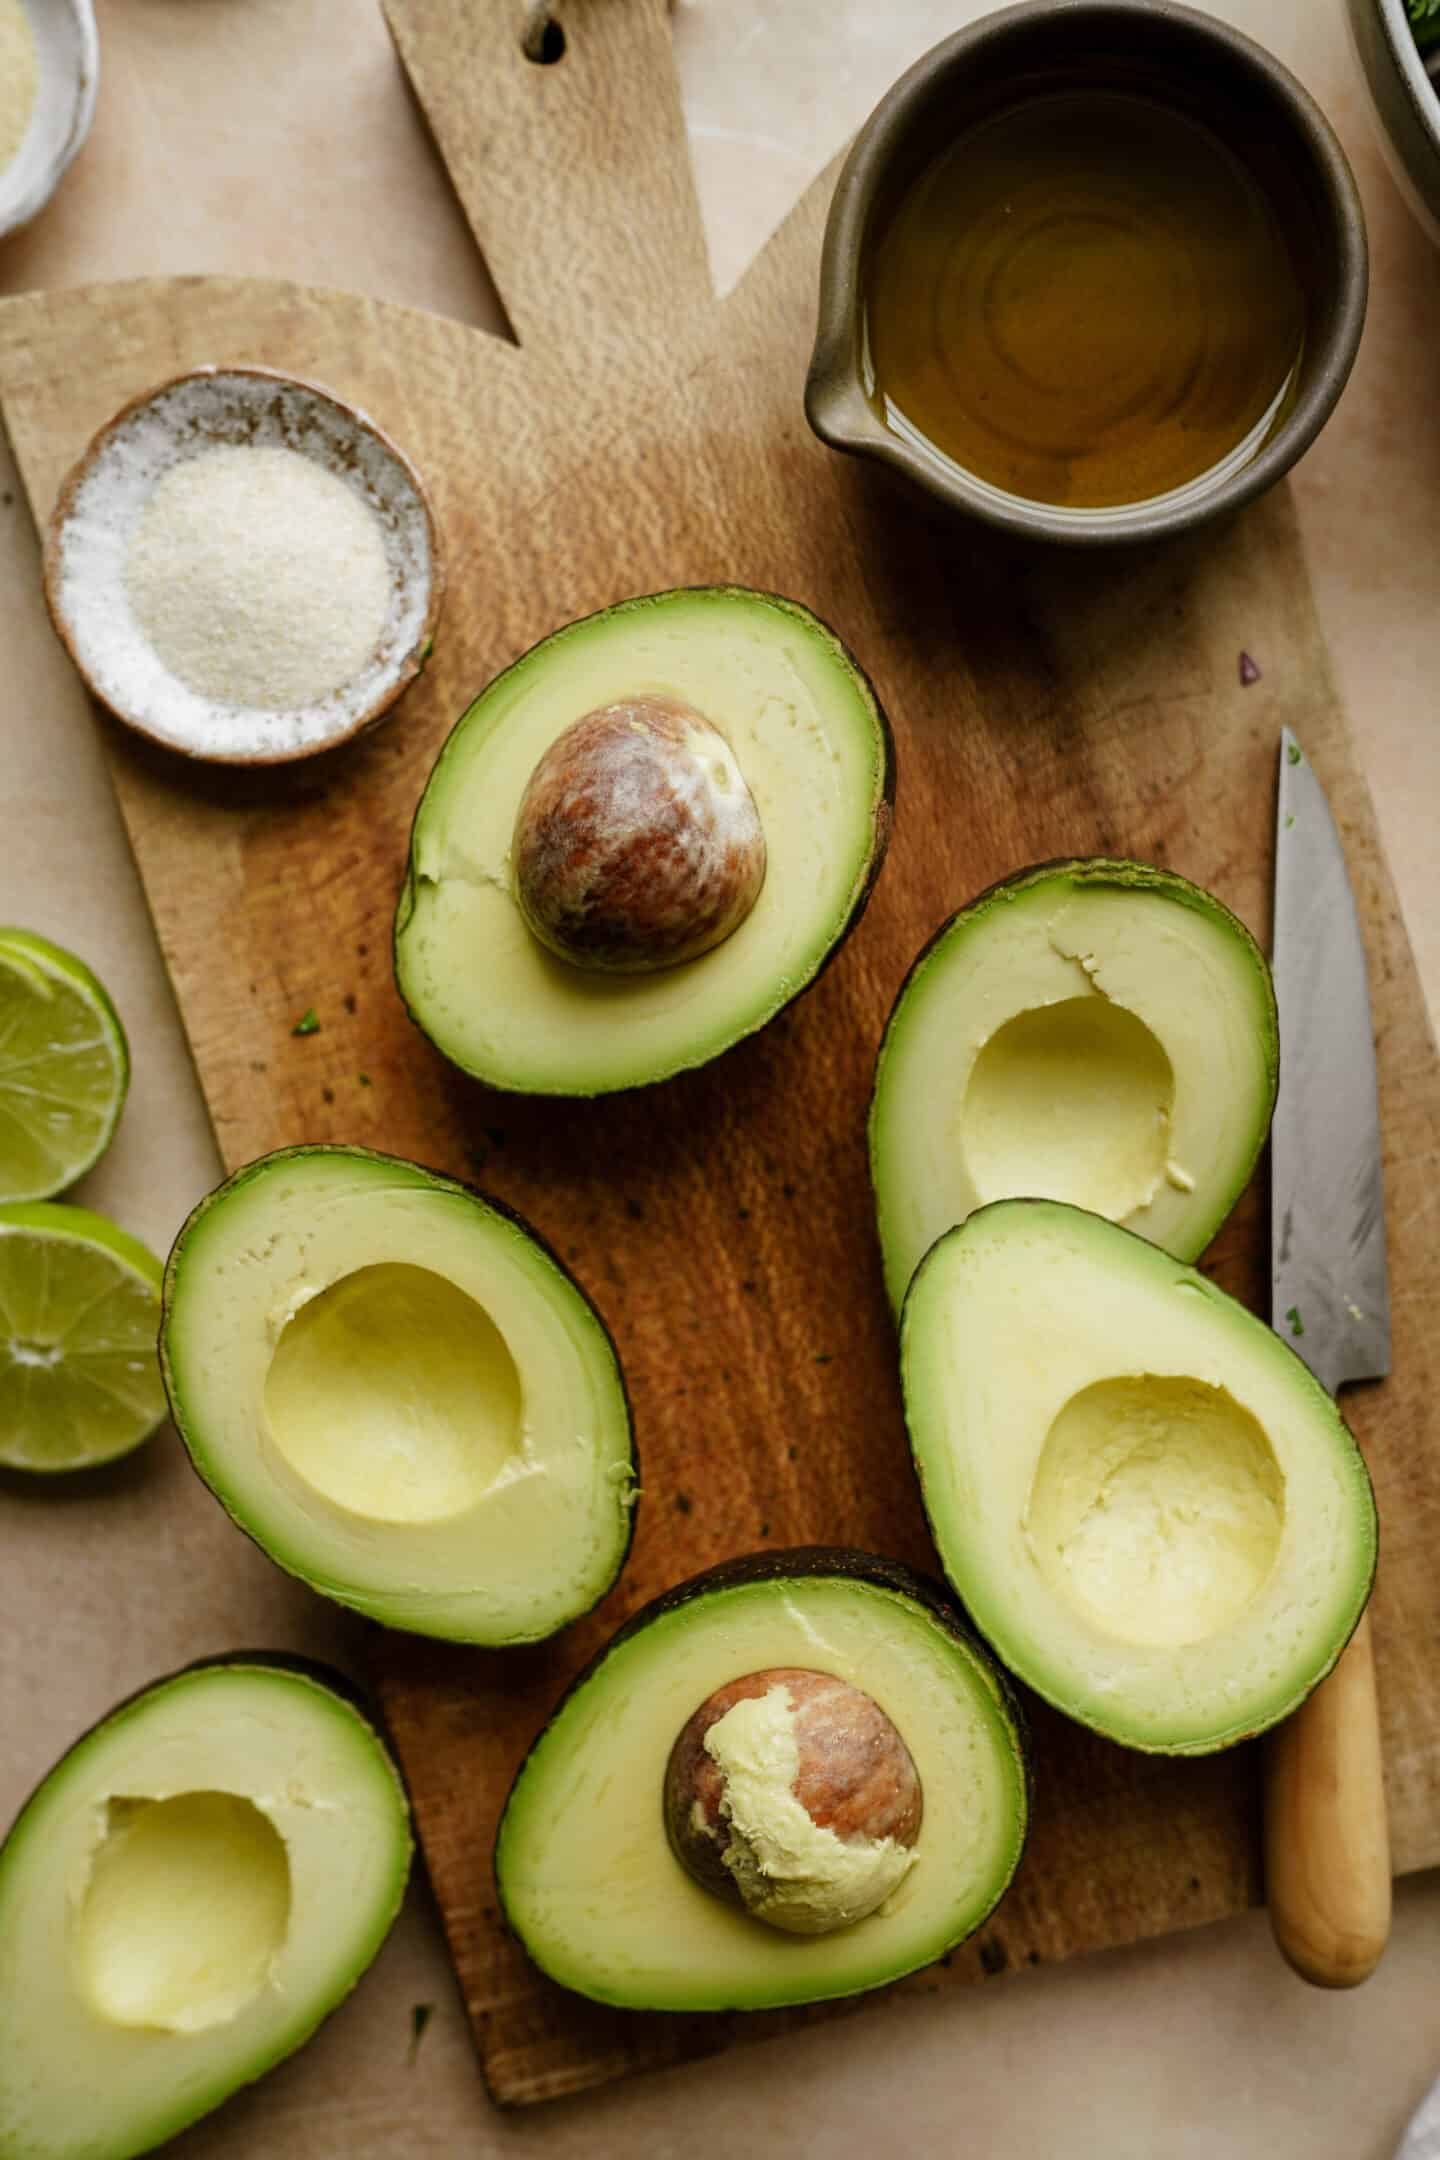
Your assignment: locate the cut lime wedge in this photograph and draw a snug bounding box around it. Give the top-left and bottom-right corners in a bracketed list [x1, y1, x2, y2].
[0, 1203, 165, 1471]
[0, 930, 130, 1204]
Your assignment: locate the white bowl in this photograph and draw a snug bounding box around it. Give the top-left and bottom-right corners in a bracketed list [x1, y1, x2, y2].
[44, 367, 445, 766]
[0, 0, 99, 242]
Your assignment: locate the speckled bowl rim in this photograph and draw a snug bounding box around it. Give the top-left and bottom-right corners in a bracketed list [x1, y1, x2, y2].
[42, 364, 446, 768]
[0, 0, 99, 242]
[805, 0, 1370, 548]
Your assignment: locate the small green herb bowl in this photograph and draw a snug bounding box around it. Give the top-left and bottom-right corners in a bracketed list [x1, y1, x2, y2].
[1346, 0, 1440, 243]
[805, 0, 1369, 547]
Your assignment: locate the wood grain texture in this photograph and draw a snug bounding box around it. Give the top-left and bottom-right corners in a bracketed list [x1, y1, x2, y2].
[0, 0, 1436, 2108]
[1264, 1613, 1392, 1987]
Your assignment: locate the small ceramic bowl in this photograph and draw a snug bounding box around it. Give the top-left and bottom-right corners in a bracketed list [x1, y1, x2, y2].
[44, 366, 444, 766]
[1346, 0, 1440, 245]
[806, 0, 1369, 547]
[0, 0, 98, 242]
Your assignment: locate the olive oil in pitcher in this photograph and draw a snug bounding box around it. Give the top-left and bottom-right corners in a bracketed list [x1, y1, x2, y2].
[864, 87, 1308, 512]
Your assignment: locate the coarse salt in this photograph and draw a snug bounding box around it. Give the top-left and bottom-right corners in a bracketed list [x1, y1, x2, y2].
[125, 446, 393, 711]
[0, 0, 39, 174]
[49, 370, 439, 761]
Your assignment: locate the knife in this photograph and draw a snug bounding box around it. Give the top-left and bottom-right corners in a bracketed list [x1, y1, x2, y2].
[1262, 725, 1391, 1988]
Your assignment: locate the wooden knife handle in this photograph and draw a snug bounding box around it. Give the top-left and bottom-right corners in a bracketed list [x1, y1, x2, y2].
[1263, 1610, 1391, 1986]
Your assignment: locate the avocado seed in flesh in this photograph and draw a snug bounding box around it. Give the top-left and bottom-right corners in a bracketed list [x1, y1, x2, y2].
[664, 1667, 923, 1935]
[511, 697, 766, 972]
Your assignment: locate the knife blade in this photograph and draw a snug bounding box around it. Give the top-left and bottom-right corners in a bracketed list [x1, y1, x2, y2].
[1264, 726, 1390, 1988]
[1270, 726, 1391, 1392]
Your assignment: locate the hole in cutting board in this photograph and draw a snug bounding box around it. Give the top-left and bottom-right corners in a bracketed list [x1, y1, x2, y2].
[522, 8, 567, 65]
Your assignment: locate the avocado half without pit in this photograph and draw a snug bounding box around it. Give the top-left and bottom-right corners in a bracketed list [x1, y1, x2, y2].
[0, 1659, 410, 2160]
[901, 1201, 1378, 1754]
[394, 586, 894, 1095]
[496, 1551, 1029, 2010]
[870, 860, 1278, 1309]
[159, 1145, 636, 1644]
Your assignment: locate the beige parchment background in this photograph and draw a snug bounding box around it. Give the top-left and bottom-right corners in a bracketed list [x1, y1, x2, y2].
[1, 2, 1437, 2154]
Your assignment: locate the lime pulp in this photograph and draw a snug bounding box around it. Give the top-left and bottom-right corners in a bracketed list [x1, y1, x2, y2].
[0, 1203, 165, 1471]
[0, 930, 130, 1204]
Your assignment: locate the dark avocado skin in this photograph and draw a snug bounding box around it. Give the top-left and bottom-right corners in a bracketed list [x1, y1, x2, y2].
[392, 586, 898, 1096]
[494, 1545, 1032, 1979]
[900, 1200, 1380, 1754]
[158, 1145, 638, 1641]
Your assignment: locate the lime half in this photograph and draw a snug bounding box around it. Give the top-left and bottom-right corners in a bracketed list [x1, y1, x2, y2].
[0, 930, 130, 1204]
[0, 1203, 165, 1471]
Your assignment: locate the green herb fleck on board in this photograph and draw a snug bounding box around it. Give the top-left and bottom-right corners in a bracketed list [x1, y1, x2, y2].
[759, 1521, 771, 1538]
[408, 2002, 435, 2064]
[1284, 814, 1295, 830]
[1287, 742, 1302, 766]
[357, 1072, 372, 1087]
[813, 1352, 833, 1366]
[292, 1009, 320, 1037]
[1285, 1305, 1305, 1338]
[674, 1492, 692, 1516]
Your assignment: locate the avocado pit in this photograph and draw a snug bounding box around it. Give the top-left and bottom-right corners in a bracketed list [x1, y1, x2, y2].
[511, 697, 766, 972]
[664, 1667, 922, 1935]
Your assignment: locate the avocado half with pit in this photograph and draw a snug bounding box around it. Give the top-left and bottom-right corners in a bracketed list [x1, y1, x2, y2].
[870, 859, 1278, 1310]
[0, 1657, 410, 2160]
[901, 1201, 1377, 1755]
[496, 1550, 1029, 2011]
[160, 1145, 635, 1644]
[394, 586, 894, 1095]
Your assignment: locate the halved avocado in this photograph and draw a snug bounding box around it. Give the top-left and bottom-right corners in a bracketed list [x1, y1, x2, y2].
[0, 1657, 410, 2160]
[901, 1201, 1377, 1755]
[160, 1145, 636, 1644]
[394, 586, 894, 1095]
[495, 1550, 1029, 2011]
[870, 859, 1279, 1310]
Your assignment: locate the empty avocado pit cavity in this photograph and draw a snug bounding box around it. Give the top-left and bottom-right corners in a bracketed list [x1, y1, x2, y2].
[901, 1201, 1376, 1753]
[871, 861, 1280, 1311]
[264, 1261, 522, 1525]
[74, 1792, 291, 2033]
[1026, 1375, 1285, 1649]
[0, 1659, 411, 2160]
[161, 1147, 635, 1645]
[664, 1668, 922, 1935]
[512, 697, 767, 972]
[963, 994, 1178, 1218]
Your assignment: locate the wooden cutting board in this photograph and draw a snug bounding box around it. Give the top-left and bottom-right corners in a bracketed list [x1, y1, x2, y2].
[1, 0, 1437, 2109]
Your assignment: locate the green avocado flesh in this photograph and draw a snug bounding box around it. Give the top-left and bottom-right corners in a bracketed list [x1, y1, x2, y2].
[496, 1556, 1028, 2010]
[870, 861, 1278, 1310]
[0, 1660, 410, 2160]
[901, 1202, 1377, 1754]
[395, 586, 893, 1095]
[160, 1146, 635, 1644]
